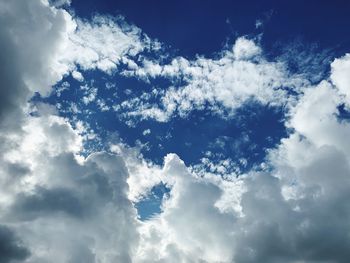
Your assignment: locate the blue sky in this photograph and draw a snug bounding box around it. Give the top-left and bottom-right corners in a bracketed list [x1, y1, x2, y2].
[42, 0, 349, 220]
[72, 0, 350, 55]
[2, 0, 350, 262]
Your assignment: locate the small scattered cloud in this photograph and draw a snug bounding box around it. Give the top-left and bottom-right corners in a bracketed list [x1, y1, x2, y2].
[72, 71, 84, 82]
[142, 129, 151, 136]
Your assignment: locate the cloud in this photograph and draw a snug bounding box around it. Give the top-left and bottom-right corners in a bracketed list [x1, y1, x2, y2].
[0, 0, 74, 98]
[136, 154, 237, 263]
[137, 121, 350, 263]
[0, 0, 154, 130]
[63, 15, 152, 74]
[72, 70, 84, 82]
[0, 225, 30, 263]
[51, 0, 72, 7]
[2, 0, 350, 262]
[233, 37, 262, 60]
[109, 143, 164, 202]
[331, 53, 350, 106]
[9, 186, 90, 220]
[0, 115, 139, 262]
[133, 59, 350, 262]
[119, 37, 307, 122]
[142, 129, 151, 136]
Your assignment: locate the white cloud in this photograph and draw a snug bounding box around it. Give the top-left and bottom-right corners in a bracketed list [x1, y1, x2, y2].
[2, 0, 350, 262]
[142, 129, 151, 136]
[136, 102, 350, 262]
[288, 80, 350, 160]
[0, 0, 71, 128]
[61, 15, 152, 75]
[135, 154, 235, 262]
[72, 70, 84, 82]
[331, 53, 350, 106]
[51, 0, 72, 7]
[109, 143, 164, 202]
[233, 37, 262, 60]
[82, 86, 98, 105]
[130, 48, 350, 263]
[0, 0, 154, 121]
[0, 114, 139, 262]
[119, 37, 306, 122]
[0, 1, 146, 260]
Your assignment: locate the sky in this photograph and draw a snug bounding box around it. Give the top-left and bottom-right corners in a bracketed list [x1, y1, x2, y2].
[1, 0, 350, 262]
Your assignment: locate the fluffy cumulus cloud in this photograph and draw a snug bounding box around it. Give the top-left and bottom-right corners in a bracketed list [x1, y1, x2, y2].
[1, 0, 350, 262]
[0, 113, 139, 262]
[132, 69, 350, 263]
[331, 54, 350, 105]
[0, 0, 140, 261]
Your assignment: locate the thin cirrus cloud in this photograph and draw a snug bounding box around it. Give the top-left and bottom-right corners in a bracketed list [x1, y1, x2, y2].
[1, 0, 350, 263]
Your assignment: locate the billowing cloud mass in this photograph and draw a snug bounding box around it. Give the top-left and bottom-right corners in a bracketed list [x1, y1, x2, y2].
[1, 0, 350, 262]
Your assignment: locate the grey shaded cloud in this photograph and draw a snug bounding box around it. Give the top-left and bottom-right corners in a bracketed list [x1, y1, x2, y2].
[10, 187, 88, 220]
[0, 18, 28, 129]
[0, 225, 30, 263]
